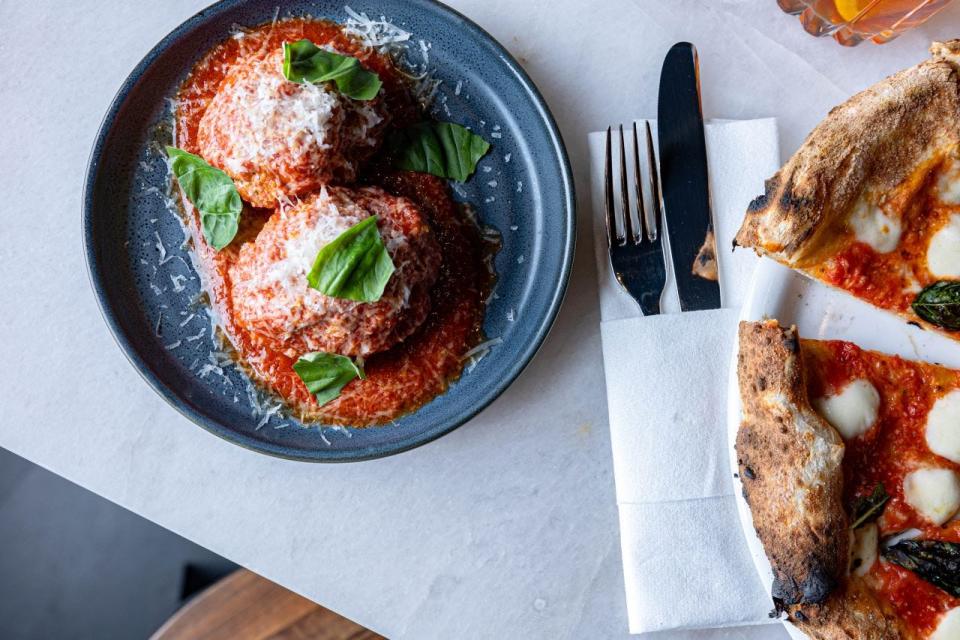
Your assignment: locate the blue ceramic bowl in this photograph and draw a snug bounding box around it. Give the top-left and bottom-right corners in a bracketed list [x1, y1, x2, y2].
[83, 0, 575, 461]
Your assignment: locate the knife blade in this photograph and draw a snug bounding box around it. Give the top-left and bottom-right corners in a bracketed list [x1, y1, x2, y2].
[657, 42, 721, 311]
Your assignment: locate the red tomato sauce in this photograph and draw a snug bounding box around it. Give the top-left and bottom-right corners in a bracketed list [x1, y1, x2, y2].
[802, 339, 960, 633]
[812, 157, 955, 316]
[174, 19, 491, 426]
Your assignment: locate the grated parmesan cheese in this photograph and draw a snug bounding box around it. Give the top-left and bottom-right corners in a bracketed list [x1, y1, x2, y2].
[170, 274, 188, 293]
[255, 403, 282, 430]
[343, 6, 412, 51]
[155, 232, 173, 265]
[461, 337, 503, 360]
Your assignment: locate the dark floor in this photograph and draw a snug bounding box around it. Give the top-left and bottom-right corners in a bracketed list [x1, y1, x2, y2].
[0, 447, 237, 640]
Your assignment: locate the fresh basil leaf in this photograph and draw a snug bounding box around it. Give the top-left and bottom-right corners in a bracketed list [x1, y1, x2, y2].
[390, 122, 491, 182]
[850, 483, 888, 529]
[166, 147, 242, 250]
[883, 539, 960, 597]
[282, 39, 382, 101]
[306, 216, 395, 302]
[913, 281, 960, 330]
[293, 352, 363, 406]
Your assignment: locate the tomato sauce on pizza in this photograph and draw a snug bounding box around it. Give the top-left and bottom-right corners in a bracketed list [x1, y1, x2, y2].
[804, 338, 960, 636]
[811, 155, 960, 324]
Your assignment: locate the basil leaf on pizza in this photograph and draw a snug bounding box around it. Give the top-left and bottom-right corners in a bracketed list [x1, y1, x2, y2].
[850, 483, 889, 530]
[913, 281, 960, 331]
[884, 539, 960, 597]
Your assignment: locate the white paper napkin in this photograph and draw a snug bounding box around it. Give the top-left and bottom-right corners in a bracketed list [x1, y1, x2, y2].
[589, 119, 781, 634]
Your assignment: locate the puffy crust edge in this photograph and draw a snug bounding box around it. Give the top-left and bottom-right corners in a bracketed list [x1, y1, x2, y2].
[787, 580, 906, 640]
[736, 320, 846, 604]
[735, 41, 960, 267]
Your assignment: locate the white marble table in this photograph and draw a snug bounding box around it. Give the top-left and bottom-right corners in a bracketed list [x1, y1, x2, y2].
[4, 1, 960, 637]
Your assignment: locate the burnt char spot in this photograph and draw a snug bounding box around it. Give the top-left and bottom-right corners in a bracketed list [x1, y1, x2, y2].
[781, 334, 798, 353]
[770, 598, 787, 619]
[778, 177, 799, 211]
[747, 192, 770, 213]
[908, 321, 923, 330]
[802, 565, 836, 604]
[743, 466, 757, 480]
[757, 376, 767, 391]
[772, 562, 836, 607]
[775, 175, 815, 218]
[771, 575, 798, 604]
[793, 609, 808, 623]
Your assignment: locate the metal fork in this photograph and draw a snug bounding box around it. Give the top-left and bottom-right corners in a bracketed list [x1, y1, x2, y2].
[604, 121, 667, 315]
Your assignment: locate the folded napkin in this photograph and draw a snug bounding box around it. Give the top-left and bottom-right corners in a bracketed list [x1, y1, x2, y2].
[589, 119, 781, 633]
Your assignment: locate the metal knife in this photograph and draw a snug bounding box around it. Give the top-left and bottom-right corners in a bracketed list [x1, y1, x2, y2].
[657, 42, 722, 311]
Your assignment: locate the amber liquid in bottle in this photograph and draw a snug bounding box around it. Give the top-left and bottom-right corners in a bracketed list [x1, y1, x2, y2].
[778, 0, 953, 45]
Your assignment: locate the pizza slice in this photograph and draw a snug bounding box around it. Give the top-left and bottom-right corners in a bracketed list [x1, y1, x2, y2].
[737, 320, 960, 640]
[736, 41, 960, 336]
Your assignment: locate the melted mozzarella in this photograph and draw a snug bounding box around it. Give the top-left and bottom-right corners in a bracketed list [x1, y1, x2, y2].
[927, 390, 960, 464]
[849, 199, 902, 253]
[903, 467, 960, 525]
[928, 214, 960, 279]
[849, 522, 877, 577]
[813, 379, 880, 440]
[932, 607, 960, 640]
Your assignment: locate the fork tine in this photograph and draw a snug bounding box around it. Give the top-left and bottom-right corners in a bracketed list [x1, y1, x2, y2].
[603, 127, 623, 247]
[645, 120, 662, 242]
[618, 125, 634, 244]
[632, 122, 647, 243]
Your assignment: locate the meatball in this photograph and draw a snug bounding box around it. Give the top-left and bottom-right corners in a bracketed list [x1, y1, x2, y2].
[230, 186, 442, 357]
[198, 49, 387, 208]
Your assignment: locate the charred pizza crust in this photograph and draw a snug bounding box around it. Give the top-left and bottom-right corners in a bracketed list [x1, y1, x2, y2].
[736, 41, 960, 268]
[737, 320, 847, 605]
[736, 321, 907, 639]
[789, 581, 904, 640]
